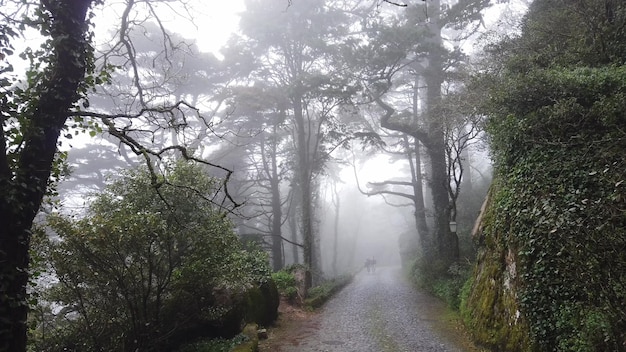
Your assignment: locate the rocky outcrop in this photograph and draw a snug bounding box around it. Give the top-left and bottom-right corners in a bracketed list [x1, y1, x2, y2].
[243, 280, 280, 327]
[461, 186, 533, 351]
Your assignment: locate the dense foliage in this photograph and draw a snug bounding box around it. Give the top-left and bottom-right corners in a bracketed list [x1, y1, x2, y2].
[272, 270, 298, 302]
[464, 1, 626, 351]
[31, 163, 274, 352]
[488, 66, 626, 352]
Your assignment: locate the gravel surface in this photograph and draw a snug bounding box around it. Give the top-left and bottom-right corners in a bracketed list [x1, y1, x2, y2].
[266, 265, 472, 352]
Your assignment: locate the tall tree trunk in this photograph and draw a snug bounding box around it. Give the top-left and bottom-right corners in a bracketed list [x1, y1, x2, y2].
[270, 188, 284, 271]
[409, 139, 430, 248]
[424, 0, 459, 264]
[0, 2, 93, 351]
[288, 202, 300, 264]
[293, 89, 315, 288]
[427, 129, 458, 262]
[408, 75, 430, 249]
[269, 136, 284, 271]
[331, 184, 340, 277]
[460, 143, 473, 195]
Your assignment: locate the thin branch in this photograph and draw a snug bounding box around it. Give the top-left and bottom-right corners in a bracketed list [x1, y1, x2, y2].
[382, 0, 408, 7]
[368, 180, 414, 187]
[365, 188, 416, 201]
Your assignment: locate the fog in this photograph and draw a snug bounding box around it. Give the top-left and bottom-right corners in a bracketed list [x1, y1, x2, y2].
[317, 161, 410, 274]
[43, 0, 525, 280]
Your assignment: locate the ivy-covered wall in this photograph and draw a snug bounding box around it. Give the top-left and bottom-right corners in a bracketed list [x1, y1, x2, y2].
[460, 1, 626, 350]
[463, 67, 626, 352]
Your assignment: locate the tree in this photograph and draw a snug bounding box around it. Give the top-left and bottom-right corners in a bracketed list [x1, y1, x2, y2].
[37, 162, 271, 351]
[237, 0, 363, 286]
[221, 83, 294, 271]
[0, 1, 237, 350]
[354, 0, 493, 266]
[356, 133, 430, 253]
[0, 2, 97, 350]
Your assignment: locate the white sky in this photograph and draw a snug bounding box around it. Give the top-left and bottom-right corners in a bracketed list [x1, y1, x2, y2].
[93, 0, 245, 55]
[164, 0, 245, 54]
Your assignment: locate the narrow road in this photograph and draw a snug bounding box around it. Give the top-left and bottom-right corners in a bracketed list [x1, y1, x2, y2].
[261, 265, 480, 352]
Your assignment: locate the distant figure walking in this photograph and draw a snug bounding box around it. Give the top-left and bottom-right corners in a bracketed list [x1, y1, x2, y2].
[365, 258, 372, 273]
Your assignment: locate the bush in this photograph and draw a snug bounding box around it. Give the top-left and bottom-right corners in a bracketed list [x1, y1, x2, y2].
[412, 258, 471, 311]
[34, 163, 275, 352]
[175, 334, 248, 352]
[272, 270, 298, 301]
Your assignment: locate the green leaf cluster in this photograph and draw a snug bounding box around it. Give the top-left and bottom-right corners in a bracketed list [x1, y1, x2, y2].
[32, 162, 272, 352]
[271, 270, 298, 301]
[468, 1, 626, 351]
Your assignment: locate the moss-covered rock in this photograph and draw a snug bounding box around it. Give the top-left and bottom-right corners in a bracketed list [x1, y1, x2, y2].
[244, 280, 280, 327]
[304, 274, 352, 309]
[461, 185, 534, 351]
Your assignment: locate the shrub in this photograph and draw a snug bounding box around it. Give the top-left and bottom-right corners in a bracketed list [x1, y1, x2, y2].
[34, 163, 275, 352]
[412, 257, 471, 311]
[272, 270, 298, 301]
[175, 334, 248, 352]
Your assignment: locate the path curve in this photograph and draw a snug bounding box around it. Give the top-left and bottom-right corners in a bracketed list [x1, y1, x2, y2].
[261, 265, 478, 352]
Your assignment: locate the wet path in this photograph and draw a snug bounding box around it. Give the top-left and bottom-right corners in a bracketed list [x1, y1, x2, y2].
[267, 265, 473, 352]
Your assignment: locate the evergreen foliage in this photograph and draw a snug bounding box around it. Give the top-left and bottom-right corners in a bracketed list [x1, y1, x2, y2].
[272, 270, 298, 301]
[31, 163, 274, 352]
[465, 1, 626, 350]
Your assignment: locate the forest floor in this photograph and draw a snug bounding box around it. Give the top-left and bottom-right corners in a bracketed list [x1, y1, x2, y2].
[258, 266, 488, 352]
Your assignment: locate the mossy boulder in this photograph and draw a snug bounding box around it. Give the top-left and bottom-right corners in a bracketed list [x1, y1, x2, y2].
[243, 280, 280, 326]
[214, 279, 279, 338]
[304, 274, 352, 309]
[460, 186, 533, 351]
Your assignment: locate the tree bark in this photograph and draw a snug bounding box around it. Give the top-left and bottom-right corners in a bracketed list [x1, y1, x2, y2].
[287, 198, 300, 264]
[409, 140, 430, 247]
[423, 0, 459, 264]
[0, 1, 93, 351]
[293, 89, 315, 288]
[331, 184, 340, 276]
[269, 130, 284, 271]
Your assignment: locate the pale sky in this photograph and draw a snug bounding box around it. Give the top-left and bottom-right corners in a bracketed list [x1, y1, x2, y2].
[169, 0, 245, 54]
[92, 0, 245, 55]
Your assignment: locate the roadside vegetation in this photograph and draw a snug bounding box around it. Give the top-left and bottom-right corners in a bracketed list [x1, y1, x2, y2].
[304, 274, 353, 309]
[27, 163, 278, 352]
[272, 265, 353, 310]
[410, 3, 626, 351]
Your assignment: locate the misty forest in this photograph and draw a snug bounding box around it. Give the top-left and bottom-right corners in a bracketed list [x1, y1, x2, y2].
[1, 0, 625, 351]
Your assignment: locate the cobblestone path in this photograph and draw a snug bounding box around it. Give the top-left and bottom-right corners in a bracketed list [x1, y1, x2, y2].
[261, 265, 479, 352]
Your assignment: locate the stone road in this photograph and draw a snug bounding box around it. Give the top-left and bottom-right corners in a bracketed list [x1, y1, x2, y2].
[273, 265, 472, 352]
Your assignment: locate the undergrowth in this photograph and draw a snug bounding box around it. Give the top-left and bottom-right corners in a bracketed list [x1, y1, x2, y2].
[175, 334, 248, 352]
[271, 270, 298, 301]
[411, 257, 473, 311]
[304, 274, 352, 309]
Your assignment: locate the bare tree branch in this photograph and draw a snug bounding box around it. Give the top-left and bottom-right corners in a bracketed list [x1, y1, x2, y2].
[382, 0, 408, 7]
